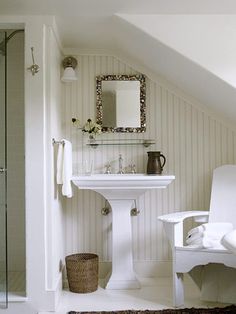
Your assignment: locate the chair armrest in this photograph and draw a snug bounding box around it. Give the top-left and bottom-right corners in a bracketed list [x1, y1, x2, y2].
[158, 211, 209, 247]
[158, 211, 209, 224]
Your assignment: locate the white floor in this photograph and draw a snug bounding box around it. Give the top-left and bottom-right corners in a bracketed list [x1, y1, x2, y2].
[40, 276, 227, 314]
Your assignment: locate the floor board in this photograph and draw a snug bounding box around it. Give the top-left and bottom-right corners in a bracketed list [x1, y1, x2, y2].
[40, 276, 226, 314]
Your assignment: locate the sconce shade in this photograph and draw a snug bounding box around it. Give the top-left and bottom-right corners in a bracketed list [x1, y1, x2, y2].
[61, 56, 78, 82]
[61, 67, 77, 82]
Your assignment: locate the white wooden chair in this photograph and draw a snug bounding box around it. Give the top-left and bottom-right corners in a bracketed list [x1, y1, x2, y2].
[158, 165, 236, 307]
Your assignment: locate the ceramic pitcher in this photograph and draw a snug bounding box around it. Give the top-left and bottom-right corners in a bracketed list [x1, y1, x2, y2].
[147, 151, 166, 175]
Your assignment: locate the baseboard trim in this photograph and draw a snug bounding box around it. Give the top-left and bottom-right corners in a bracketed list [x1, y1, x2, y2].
[44, 272, 63, 310]
[53, 273, 63, 309]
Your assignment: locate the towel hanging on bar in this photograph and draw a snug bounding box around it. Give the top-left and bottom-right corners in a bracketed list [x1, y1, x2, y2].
[56, 139, 72, 198]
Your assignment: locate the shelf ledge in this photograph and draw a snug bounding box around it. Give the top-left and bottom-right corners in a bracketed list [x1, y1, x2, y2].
[86, 139, 155, 148]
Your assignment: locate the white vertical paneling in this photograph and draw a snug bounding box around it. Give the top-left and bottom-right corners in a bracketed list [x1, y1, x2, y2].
[63, 54, 236, 272]
[197, 114, 204, 202]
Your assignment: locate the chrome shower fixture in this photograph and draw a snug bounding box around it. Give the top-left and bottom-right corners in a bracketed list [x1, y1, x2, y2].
[0, 29, 24, 56]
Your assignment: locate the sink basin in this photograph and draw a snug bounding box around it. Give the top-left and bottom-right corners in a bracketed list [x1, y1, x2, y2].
[72, 173, 175, 289]
[72, 173, 175, 199]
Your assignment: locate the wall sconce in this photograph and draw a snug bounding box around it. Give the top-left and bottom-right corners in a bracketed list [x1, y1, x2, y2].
[61, 56, 78, 82]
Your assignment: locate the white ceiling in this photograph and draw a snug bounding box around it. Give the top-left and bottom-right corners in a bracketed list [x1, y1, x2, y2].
[2, 0, 236, 15]
[1, 0, 236, 123]
[2, 0, 236, 48]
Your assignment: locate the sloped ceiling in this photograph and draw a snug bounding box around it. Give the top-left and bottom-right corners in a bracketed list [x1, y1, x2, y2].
[118, 15, 236, 89]
[112, 14, 236, 123]
[1, 0, 236, 122]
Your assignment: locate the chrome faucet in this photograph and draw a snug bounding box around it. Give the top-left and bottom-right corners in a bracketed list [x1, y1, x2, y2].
[118, 154, 124, 174]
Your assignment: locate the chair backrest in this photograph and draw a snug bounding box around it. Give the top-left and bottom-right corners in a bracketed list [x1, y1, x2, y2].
[209, 165, 236, 227]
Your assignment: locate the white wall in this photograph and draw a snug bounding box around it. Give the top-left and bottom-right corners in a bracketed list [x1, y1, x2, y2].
[45, 25, 65, 297]
[0, 16, 64, 314]
[0, 15, 64, 313]
[63, 54, 236, 276]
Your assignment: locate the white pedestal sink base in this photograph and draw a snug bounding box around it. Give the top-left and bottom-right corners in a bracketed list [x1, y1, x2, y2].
[72, 174, 175, 290]
[105, 274, 141, 290]
[105, 199, 141, 290]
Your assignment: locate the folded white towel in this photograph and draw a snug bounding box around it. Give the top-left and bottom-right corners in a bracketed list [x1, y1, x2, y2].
[202, 237, 225, 249]
[187, 238, 225, 250]
[186, 231, 225, 249]
[56, 139, 73, 198]
[187, 222, 233, 238]
[186, 230, 223, 244]
[186, 232, 203, 244]
[221, 229, 236, 254]
[186, 223, 233, 249]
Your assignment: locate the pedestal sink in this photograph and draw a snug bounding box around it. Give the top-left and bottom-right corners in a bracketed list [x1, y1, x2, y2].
[72, 173, 175, 289]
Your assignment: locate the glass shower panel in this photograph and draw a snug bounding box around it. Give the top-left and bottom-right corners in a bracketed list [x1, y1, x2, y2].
[0, 31, 8, 309]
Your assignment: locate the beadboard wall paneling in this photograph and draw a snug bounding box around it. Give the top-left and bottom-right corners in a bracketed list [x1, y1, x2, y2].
[62, 55, 236, 272]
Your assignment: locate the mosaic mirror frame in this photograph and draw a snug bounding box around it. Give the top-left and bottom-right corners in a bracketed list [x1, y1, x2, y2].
[96, 74, 146, 133]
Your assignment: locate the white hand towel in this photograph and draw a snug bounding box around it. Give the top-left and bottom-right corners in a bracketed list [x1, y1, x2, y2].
[202, 236, 225, 250]
[61, 139, 73, 198]
[187, 231, 226, 249]
[187, 222, 233, 238]
[186, 232, 203, 245]
[187, 238, 225, 250]
[221, 229, 236, 254]
[56, 139, 73, 198]
[57, 143, 63, 184]
[187, 225, 204, 237]
[186, 230, 225, 245]
[186, 223, 233, 249]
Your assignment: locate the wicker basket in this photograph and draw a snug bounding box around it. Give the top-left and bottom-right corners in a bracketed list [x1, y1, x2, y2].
[65, 253, 98, 293]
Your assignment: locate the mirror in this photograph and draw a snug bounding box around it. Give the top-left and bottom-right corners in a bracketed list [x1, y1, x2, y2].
[96, 74, 146, 133]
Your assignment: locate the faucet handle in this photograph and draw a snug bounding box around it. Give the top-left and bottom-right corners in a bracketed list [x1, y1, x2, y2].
[130, 163, 136, 174]
[105, 162, 111, 174]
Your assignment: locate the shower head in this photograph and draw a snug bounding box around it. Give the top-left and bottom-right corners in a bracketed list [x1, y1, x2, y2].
[0, 29, 24, 56]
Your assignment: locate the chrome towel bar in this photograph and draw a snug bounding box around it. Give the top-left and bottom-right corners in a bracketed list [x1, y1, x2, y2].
[52, 138, 65, 145]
